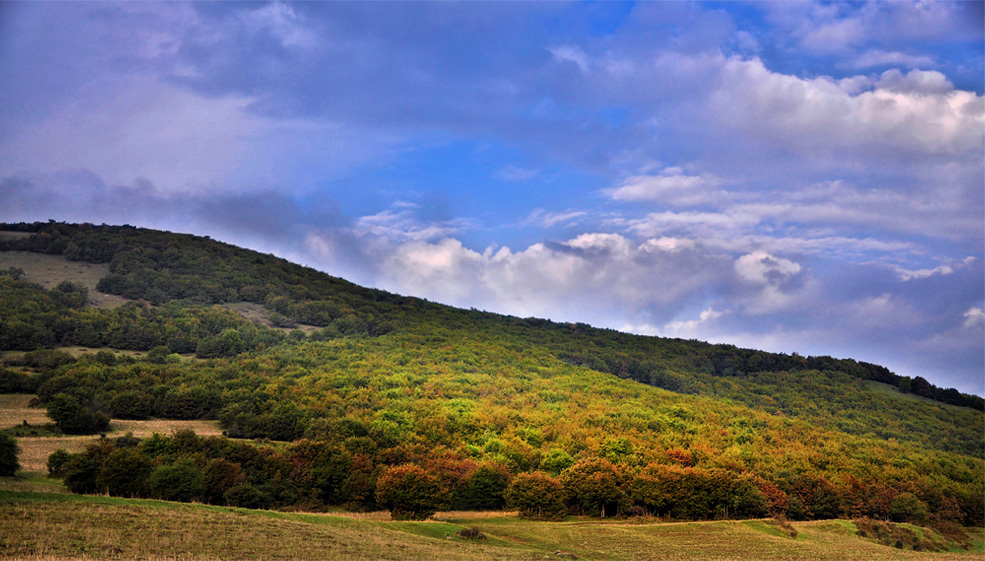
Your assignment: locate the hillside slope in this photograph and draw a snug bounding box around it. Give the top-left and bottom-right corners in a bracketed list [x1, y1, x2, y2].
[0, 222, 982, 526]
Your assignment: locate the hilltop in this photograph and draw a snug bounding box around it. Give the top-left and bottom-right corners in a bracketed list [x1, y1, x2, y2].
[0, 222, 982, 535]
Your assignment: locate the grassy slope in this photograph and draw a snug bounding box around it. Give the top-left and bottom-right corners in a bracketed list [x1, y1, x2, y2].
[0, 251, 127, 308]
[1, 489, 981, 561]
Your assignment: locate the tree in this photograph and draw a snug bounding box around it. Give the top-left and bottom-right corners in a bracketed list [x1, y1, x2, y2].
[0, 433, 19, 476]
[889, 492, 928, 523]
[147, 461, 206, 502]
[454, 465, 511, 511]
[46, 393, 110, 435]
[505, 472, 566, 520]
[203, 458, 246, 504]
[560, 458, 629, 517]
[98, 448, 155, 497]
[375, 464, 447, 520]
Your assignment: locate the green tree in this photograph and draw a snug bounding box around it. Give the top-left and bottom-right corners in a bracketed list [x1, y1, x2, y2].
[46, 393, 110, 435]
[0, 433, 20, 476]
[147, 461, 206, 502]
[98, 448, 155, 497]
[889, 492, 928, 523]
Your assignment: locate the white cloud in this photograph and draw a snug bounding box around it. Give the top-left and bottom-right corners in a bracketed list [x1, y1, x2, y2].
[606, 167, 723, 205]
[240, 2, 318, 49]
[711, 56, 984, 156]
[354, 208, 472, 242]
[964, 307, 985, 328]
[849, 50, 936, 70]
[894, 257, 975, 281]
[663, 307, 727, 337]
[876, 69, 953, 95]
[735, 251, 801, 284]
[329, 231, 733, 325]
[549, 45, 591, 73]
[734, 251, 809, 314]
[521, 209, 587, 229]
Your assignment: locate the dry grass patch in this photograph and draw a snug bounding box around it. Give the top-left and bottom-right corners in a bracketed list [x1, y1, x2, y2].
[222, 302, 320, 334]
[0, 232, 32, 241]
[0, 496, 533, 561]
[11, 419, 222, 472]
[0, 395, 48, 428]
[0, 251, 128, 308]
[108, 419, 223, 438]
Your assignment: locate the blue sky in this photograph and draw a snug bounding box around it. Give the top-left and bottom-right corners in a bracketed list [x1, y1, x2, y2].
[1, 1, 982, 394]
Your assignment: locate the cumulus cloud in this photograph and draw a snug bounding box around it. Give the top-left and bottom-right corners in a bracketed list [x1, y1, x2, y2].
[734, 251, 810, 314]
[849, 50, 936, 70]
[662, 307, 728, 337]
[710, 56, 983, 157]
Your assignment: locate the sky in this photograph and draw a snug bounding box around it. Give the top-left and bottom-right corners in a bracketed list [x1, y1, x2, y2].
[0, 1, 982, 394]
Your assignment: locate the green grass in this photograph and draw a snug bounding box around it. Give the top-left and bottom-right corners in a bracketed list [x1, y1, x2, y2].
[866, 381, 975, 414]
[1, 488, 984, 560]
[0, 251, 127, 308]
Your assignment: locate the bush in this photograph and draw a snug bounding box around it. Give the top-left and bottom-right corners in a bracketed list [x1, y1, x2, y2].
[47, 449, 73, 477]
[375, 464, 447, 520]
[110, 391, 153, 420]
[147, 462, 206, 502]
[98, 448, 155, 497]
[203, 458, 246, 504]
[505, 471, 567, 520]
[889, 492, 928, 523]
[46, 393, 110, 435]
[0, 433, 19, 476]
[224, 484, 271, 509]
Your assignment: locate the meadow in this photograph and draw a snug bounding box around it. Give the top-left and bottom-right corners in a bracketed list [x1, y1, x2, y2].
[0, 488, 982, 561]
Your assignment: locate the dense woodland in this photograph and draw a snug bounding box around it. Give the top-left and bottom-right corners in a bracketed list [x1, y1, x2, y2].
[1, 222, 982, 526]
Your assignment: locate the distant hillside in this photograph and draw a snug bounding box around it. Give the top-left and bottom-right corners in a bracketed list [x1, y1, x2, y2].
[1, 221, 982, 526]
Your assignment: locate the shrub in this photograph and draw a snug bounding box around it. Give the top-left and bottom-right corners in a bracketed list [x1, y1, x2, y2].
[505, 471, 566, 520]
[109, 391, 153, 420]
[64, 454, 105, 494]
[375, 464, 447, 520]
[224, 484, 272, 509]
[0, 433, 19, 476]
[46, 393, 110, 435]
[147, 462, 206, 502]
[47, 449, 73, 477]
[98, 448, 155, 497]
[458, 527, 486, 540]
[889, 492, 928, 523]
[203, 458, 246, 504]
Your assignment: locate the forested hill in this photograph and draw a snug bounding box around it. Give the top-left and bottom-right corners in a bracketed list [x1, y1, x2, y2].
[2, 222, 980, 412]
[1, 221, 983, 525]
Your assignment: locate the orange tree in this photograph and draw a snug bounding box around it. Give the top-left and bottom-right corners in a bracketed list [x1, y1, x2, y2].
[505, 471, 566, 520]
[375, 464, 447, 520]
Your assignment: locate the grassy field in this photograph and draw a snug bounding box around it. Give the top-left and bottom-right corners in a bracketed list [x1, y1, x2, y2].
[0, 489, 981, 561]
[0, 251, 127, 308]
[866, 381, 976, 414]
[1, 394, 223, 472]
